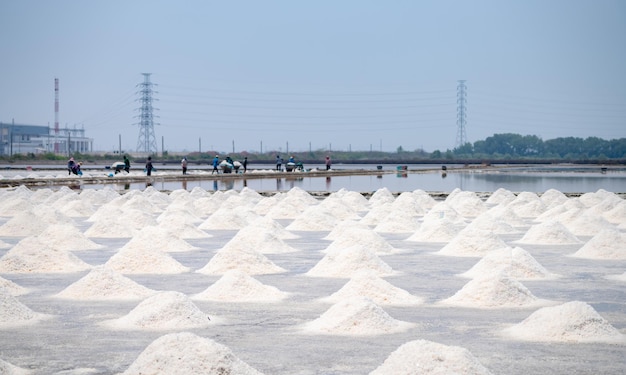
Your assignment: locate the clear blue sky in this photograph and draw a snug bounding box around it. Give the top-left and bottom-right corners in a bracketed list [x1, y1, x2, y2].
[1, 0, 625, 154]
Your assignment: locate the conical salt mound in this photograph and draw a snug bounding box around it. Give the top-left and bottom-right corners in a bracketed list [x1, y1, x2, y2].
[104, 245, 190, 274]
[485, 188, 516, 206]
[324, 227, 398, 255]
[325, 220, 371, 241]
[192, 269, 289, 302]
[319, 270, 422, 306]
[571, 229, 626, 259]
[404, 217, 465, 243]
[199, 206, 259, 230]
[0, 196, 35, 217]
[0, 358, 30, 375]
[503, 301, 626, 343]
[55, 266, 157, 300]
[445, 189, 487, 217]
[301, 296, 414, 335]
[84, 213, 136, 238]
[460, 247, 556, 280]
[359, 203, 393, 226]
[121, 332, 263, 375]
[0, 210, 51, 236]
[516, 220, 582, 245]
[122, 226, 198, 253]
[439, 272, 546, 309]
[370, 339, 493, 375]
[286, 206, 340, 231]
[506, 192, 546, 218]
[102, 291, 211, 330]
[0, 276, 28, 296]
[436, 229, 508, 257]
[464, 212, 519, 235]
[316, 196, 361, 220]
[247, 216, 299, 240]
[306, 246, 395, 278]
[0, 237, 92, 274]
[37, 224, 104, 251]
[224, 227, 297, 254]
[603, 200, 626, 224]
[196, 247, 286, 276]
[374, 209, 420, 233]
[329, 188, 370, 212]
[561, 212, 613, 237]
[540, 188, 569, 209]
[0, 289, 48, 327]
[485, 204, 527, 227]
[369, 188, 395, 207]
[154, 215, 211, 239]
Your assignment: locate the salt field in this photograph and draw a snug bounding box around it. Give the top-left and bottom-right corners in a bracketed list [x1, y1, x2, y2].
[0, 185, 625, 374]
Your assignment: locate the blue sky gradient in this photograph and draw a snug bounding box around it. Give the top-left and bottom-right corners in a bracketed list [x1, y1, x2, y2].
[1, 0, 625, 153]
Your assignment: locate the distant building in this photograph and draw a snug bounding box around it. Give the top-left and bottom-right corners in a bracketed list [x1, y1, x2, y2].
[0, 122, 92, 156]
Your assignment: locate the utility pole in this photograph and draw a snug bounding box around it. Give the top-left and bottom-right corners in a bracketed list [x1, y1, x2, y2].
[135, 73, 158, 154]
[456, 80, 468, 148]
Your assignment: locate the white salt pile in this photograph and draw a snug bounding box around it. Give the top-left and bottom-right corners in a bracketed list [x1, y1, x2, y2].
[84, 209, 136, 238]
[485, 187, 516, 206]
[561, 211, 613, 237]
[102, 291, 211, 330]
[359, 203, 394, 226]
[329, 188, 370, 212]
[121, 332, 263, 375]
[104, 244, 190, 274]
[264, 189, 318, 219]
[0, 358, 31, 375]
[306, 246, 395, 278]
[374, 207, 420, 233]
[503, 301, 626, 343]
[324, 220, 371, 241]
[540, 188, 570, 209]
[247, 216, 299, 240]
[571, 228, 626, 259]
[121, 226, 198, 253]
[0, 237, 92, 273]
[0, 289, 48, 327]
[0, 276, 29, 296]
[463, 211, 520, 235]
[460, 247, 557, 280]
[318, 270, 423, 306]
[439, 272, 548, 309]
[197, 246, 286, 276]
[224, 227, 297, 254]
[323, 227, 399, 255]
[404, 216, 465, 243]
[436, 229, 508, 257]
[192, 269, 289, 302]
[301, 296, 414, 335]
[154, 214, 211, 239]
[505, 191, 546, 218]
[36, 224, 103, 251]
[423, 202, 467, 224]
[286, 205, 341, 231]
[369, 339, 493, 375]
[316, 195, 361, 220]
[199, 206, 259, 230]
[603, 200, 626, 224]
[368, 187, 395, 207]
[55, 266, 157, 300]
[0, 196, 35, 217]
[515, 220, 582, 245]
[0, 209, 55, 236]
[445, 189, 487, 217]
[484, 204, 527, 227]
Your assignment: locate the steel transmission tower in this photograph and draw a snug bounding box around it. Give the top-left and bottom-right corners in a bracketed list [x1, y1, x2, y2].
[135, 73, 158, 153]
[456, 80, 468, 148]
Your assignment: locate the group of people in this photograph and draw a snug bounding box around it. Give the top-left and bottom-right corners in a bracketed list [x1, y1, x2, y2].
[210, 155, 248, 174]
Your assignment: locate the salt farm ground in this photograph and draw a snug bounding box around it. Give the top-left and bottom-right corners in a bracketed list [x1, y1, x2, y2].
[0, 183, 625, 374]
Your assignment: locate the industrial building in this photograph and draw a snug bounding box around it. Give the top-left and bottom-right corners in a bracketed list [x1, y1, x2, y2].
[0, 121, 93, 156]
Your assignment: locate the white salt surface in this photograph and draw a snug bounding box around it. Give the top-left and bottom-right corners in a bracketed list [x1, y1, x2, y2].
[445, 189, 487, 217]
[104, 243, 190, 274]
[306, 246, 396, 278]
[301, 296, 414, 335]
[121, 332, 263, 375]
[0, 358, 31, 375]
[370, 339, 493, 375]
[199, 206, 259, 230]
[506, 192, 547, 218]
[571, 228, 626, 259]
[0, 276, 29, 296]
[319, 270, 423, 306]
[460, 247, 557, 280]
[37, 224, 103, 251]
[439, 272, 548, 309]
[225, 226, 298, 254]
[486, 188, 516, 205]
[0, 289, 49, 327]
[102, 291, 212, 330]
[192, 269, 289, 302]
[324, 227, 399, 255]
[286, 205, 341, 231]
[504, 301, 626, 343]
[55, 266, 157, 300]
[197, 246, 286, 275]
[0, 237, 92, 273]
[515, 220, 582, 245]
[436, 229, 508, 257]
[404, 216, 465, 243]
[122, 225, 199, 253]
